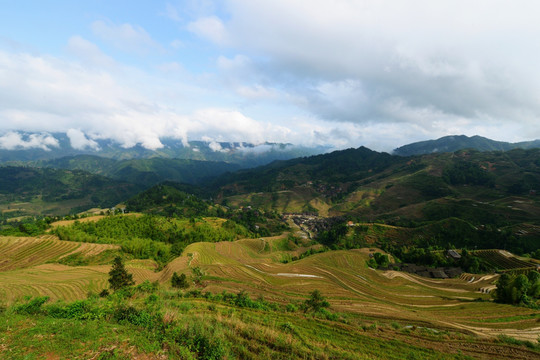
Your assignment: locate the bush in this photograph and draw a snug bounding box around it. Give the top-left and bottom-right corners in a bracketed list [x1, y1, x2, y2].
[13, 296, 49, 315]
[285, 303, 298, 312]
[136, 280, 159, 293]
[171, 272, 190, 289]
[366, 252, 389, 269]
[113, 305, 161, 329]
[46, 299, 107, 320]
[171, 323, 226, 360]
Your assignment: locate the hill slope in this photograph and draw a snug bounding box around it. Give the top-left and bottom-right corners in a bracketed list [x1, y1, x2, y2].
[36, 155, 241, 187]
[1, 234, 539, 349]
[393, 135, 540, 156]
[0, 166, 141, 215]
[210, 147, 540, 245]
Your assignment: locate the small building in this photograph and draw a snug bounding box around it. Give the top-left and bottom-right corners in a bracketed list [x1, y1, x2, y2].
[431, 269, 449, 279]
[447, 249, 461, 260]
[445, 267, 463, 278]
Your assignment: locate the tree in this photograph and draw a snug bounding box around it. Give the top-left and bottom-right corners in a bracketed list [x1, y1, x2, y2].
[171, 272, 189, 289]
[304, 290, 330, 312]
[108, 256, 134, 291]
[494, 271, 540, 306]
[494, 273, 512, 304]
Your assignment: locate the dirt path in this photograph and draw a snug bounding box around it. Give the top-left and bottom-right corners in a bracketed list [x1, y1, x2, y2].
[438, 320, 540, 342]
[244, 264, 322, 278]
[383, 270, 468, 293]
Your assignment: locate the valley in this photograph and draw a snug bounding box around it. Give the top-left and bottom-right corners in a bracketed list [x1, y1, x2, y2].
[4, 0, 540, 356]
[0, 141, 539, 359]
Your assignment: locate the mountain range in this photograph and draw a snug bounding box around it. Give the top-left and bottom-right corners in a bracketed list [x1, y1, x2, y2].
[2, 133, 540, 235]
[0, 132, 326, 168]
[393, 135, 540, 156]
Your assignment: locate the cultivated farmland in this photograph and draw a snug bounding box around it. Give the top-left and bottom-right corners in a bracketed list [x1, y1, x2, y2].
[1, 234, 538, 347]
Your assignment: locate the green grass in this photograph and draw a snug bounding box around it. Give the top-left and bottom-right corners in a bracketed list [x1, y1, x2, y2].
[2, 289, 529, 360]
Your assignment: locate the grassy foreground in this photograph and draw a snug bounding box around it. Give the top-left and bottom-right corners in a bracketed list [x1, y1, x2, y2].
[2, 285, 538, 360]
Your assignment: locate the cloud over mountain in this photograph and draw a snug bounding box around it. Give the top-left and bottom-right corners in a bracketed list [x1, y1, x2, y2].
[1, 1, 539, 151]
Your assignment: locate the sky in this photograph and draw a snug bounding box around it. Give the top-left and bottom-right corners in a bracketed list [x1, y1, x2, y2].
[1, 0, 540, 152]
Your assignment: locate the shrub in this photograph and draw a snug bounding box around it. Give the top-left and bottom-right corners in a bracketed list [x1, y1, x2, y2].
[280, 322, 295, 332]
[186, 289, 202, 298]
[145, 293, 160, 306]
[13, 296, 49, 315]
[171, 323, 226, 360]
[494, 271, 540, 306]
[171, 272, 190, 289]
[318, 308, 338, 321]
[137, 280, 158, 293]
[113, 305, 161, 329]
[192, 267, 204, 285]
[285, 303, 298, 312]
[47, 300, 96, 320]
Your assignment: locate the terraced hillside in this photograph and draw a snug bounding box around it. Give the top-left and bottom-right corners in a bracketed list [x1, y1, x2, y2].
[0, 236, 119, 302]
[474, 250, 537, 271]
[1, 234, 538, 346]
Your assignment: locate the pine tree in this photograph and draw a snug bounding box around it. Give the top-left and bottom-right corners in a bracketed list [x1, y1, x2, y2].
[108, 256, 134, 291]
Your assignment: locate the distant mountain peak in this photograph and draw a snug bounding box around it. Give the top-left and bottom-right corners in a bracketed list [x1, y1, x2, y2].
[393, 135, 540, 156]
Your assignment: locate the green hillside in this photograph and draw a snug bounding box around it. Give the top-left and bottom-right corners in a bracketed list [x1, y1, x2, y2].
[33, 155, 241, 187]
[213, 147, 540, 222]
[0, 144, 539, 359]
[0, 166, 141, 216]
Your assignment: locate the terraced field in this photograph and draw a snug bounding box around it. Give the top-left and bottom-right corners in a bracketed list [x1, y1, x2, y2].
[0, 235, 118, 271]
[157, 238, 540, 342]
[0, 236, 120, 302]
[474, 249, 537, 271]
[0, 235, 539, 344]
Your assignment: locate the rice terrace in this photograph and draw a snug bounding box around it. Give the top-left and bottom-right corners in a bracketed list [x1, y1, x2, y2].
[1, 211, 539, 359]
[3, 2, 540, 358]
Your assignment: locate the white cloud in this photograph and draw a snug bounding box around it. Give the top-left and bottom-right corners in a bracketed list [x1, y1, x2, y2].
[208, 141, 225, 152]
[188, 0, 540, 141]
[91, 20, 162, 54]
[66, 129, 100, 150]
[0, 49, 304, 150]
[0, 132, 59, 150]
[187, 16, 228, 45]
[236, 85, 277, 100]
[3, 1, 540, 153]
[216, 54, 250, 71]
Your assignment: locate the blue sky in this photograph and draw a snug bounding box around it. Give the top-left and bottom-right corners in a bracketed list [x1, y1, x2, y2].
[1, 1, 540, 152]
